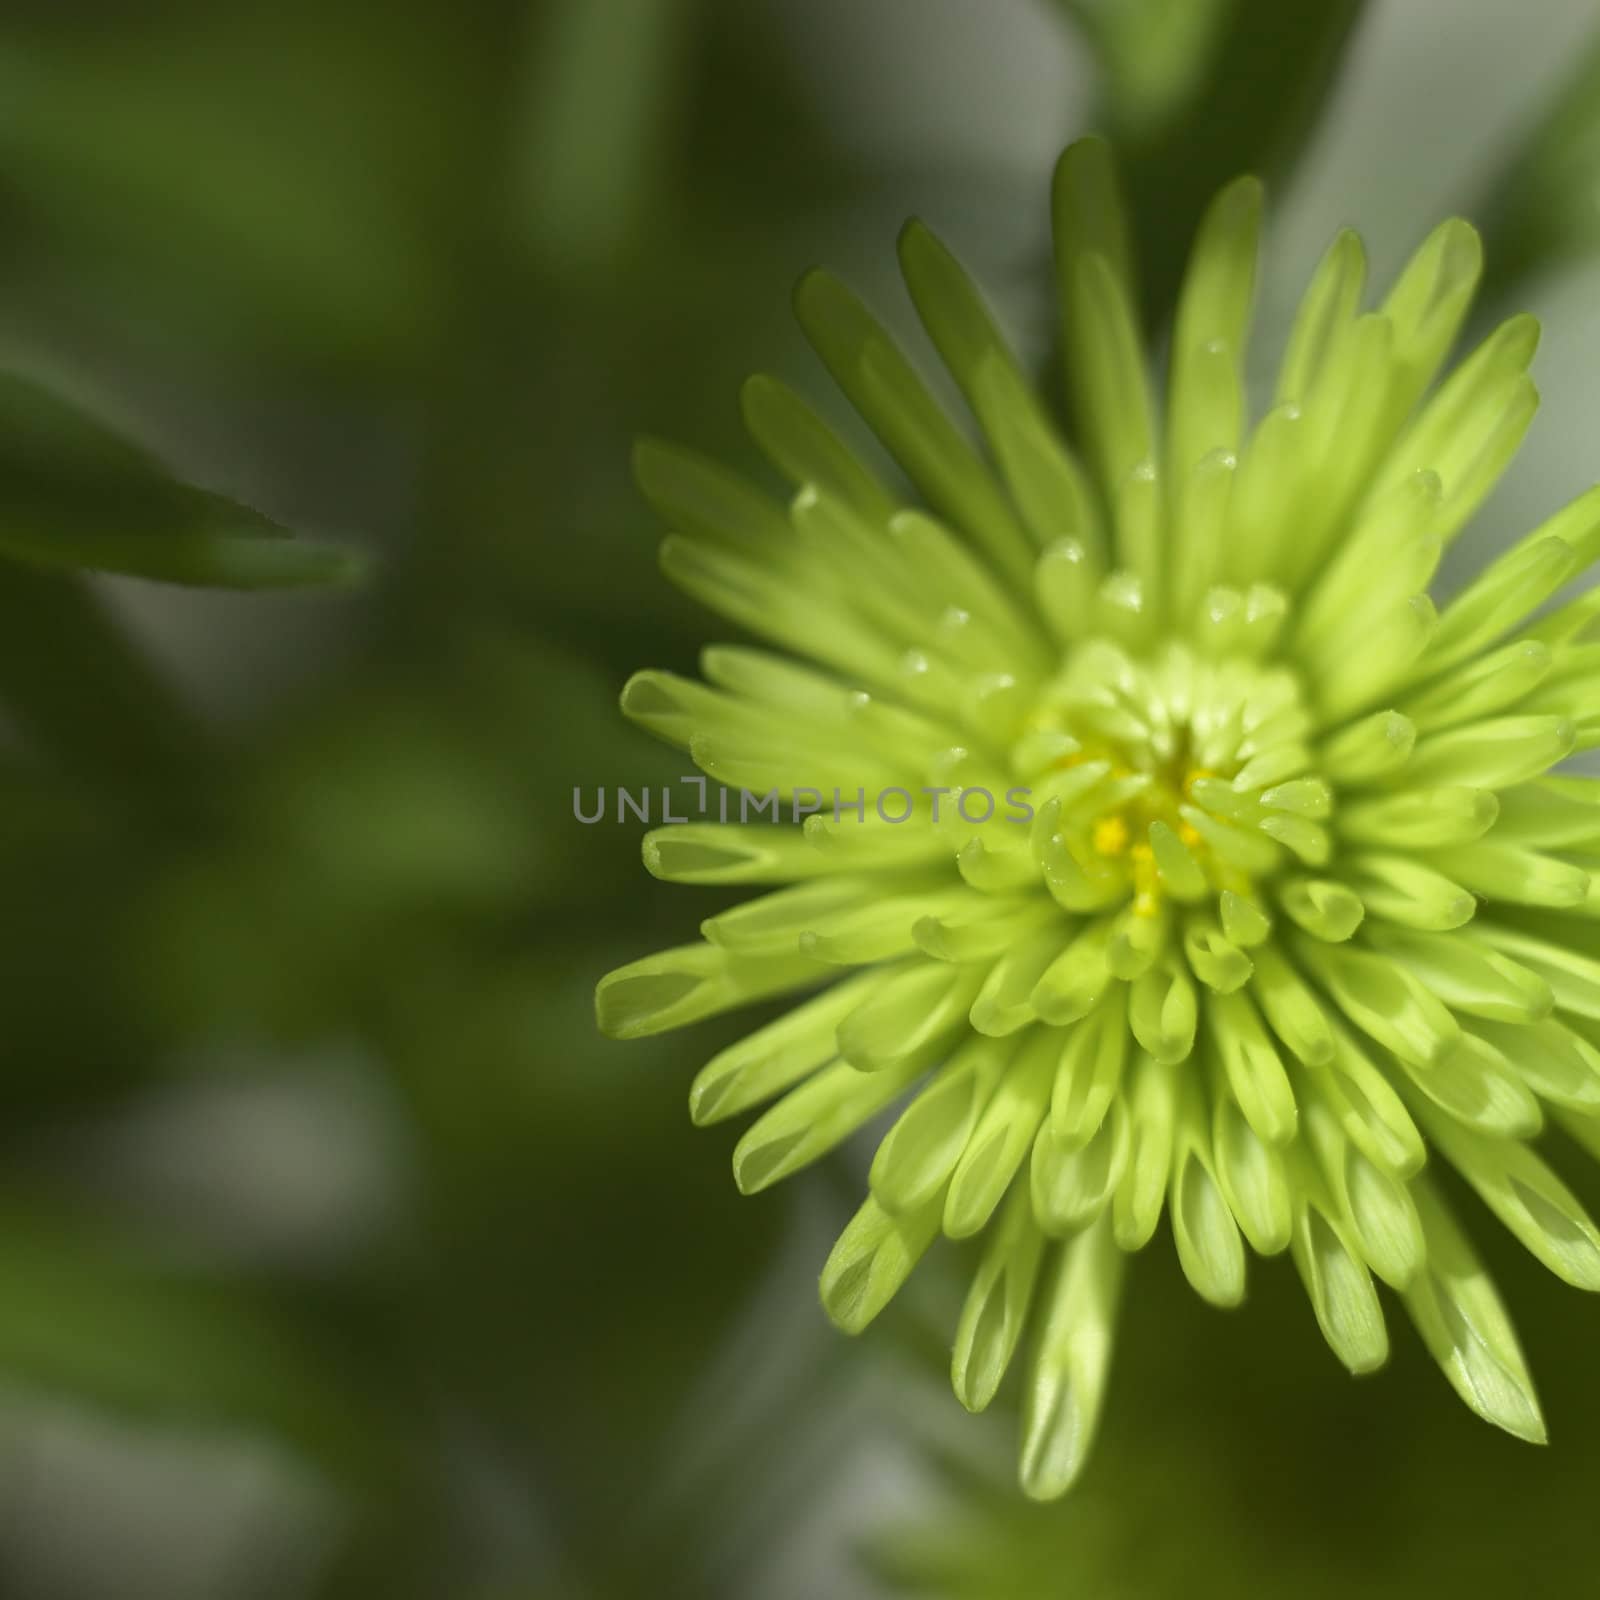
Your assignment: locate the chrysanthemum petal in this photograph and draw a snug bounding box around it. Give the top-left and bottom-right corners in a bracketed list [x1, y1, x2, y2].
[1067, 251, 1158, 540]
[1293, 938, 1460, 1068]
[1417, 1100, 1600, 1290]
[1032, 1098, 1130, 1236]
[1424, 490, 1598, 673]
[1377, 218, 1482, 432]
[642, 823, 829, 885]
[1276, 228, 1366, 406]
[1474, 1018, 1600, 1114]
[1342, 852, 1476, 932]
[871, 1034, 1012, 1214]
[1423, 841, 1588, 909]
[1494, 777, 1600, 849]
[1319, 708, 1416, 782]
[1128, 956, 1198, 1064]
[1278, 876, 1366, 941]
[1302, 1095, 1424, 1289]
[1363, 925, 1553, 1024]
[1250, 943, 1334, 1065]
[944, 1028, 1056, 1238]
[1401, 639, 1553, 731]
[733, 1056, 921, 1195]
[1372, 314, 1541, 544]
[688, 969, 887, 1125]
[793, 269, 1036, 589]
[1205, 988, 1298, 1145]
[1167, 176, 1261, 486]
[1018, 1215, 1125, 1501]
[1398, 1032, 1542, 1140]
[1308, 1022, 1427, 1178]
[951, 1180, 1046, 1412]
[1209, 1066, 1292, 1256]
[1285, 1145, 1390, 1375]
[633, 437, 791, 550]
[1338, 787, 1499, 849]
[819, 1191, 943, 1336]
[1170, 1072, 1248, 1305]
[1403, 1179, 1547, 1442]
[836, 959, 987, 1074]
[1112, 1053, 1177, 1250]
[596, 941, 829, 1040]
[1473, 923, 1600, 1020]
[740, 374, 898, 526]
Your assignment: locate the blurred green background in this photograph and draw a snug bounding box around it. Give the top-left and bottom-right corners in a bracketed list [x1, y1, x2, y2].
[1, 1, 1600, 1595]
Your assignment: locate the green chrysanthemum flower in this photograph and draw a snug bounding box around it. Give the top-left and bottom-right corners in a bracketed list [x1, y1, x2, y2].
[596, 138, 1600, 1498]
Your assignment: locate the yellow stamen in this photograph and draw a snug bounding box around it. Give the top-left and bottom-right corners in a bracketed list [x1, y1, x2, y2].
[1093, 816, 1130, 856]
[1131, 840, 1161, 916]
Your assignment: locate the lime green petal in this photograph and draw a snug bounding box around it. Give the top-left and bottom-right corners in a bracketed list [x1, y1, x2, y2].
[1363, 925, 1553, 1024]
[1169, 1070, 1247, 1305]
[1403, 1178, 1546, 1442]
[1285, 1143, 1391, 1376]
[1301, 1095, 1425, 1290]
[1342, 853, 1476, 932]
[1398, 1032, 1543, 1141]
[1278, 877, 1366, 942]
[596, 941, 829, 1040]
[1018, 1215, 1125, 1501]
[689, 967, 889, 1124]
[1376, 218, 1483, 433]
[1032, 1098, 1130, 1236]
[1293, 937, 1460, 1068]
[1167, 176, 1261, 485]
[1113, 1052, 1177, 1250]
[740, 374, 897, 526]
[1319, 709, 1416, 783]
[1475, 1018, 1600, 1114]
[1128, 956, 1198, 1064]
[1413, 1098, 1600, 1290]
[1208, 1057, 1292, 1256]
[1337, 788, 1499, 850]
[871, 1034, 1015, 1214]
[944, 1028, 1057, 1239]
[634, 436, 791, 550]
[820, 1191, 943, 1336]
[1276, 227, 1367, 405]
[734, 1055, 923, 1195]
[793, 269, 1035, 589]
[1307, 1021, 1427, 1179]
[837, 960, 988, 1074]
[951, 1180, 1047, 1412]
[1205, 987, 1298, 1145]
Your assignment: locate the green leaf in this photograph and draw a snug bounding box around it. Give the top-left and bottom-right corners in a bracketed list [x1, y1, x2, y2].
[0, 373, 366, 588]
[1066, 0, 1370, 328]
[0, 1188, 397, 1489]
[1477, 27, 1600, 308]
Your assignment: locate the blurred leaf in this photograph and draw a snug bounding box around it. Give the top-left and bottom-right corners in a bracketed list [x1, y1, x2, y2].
[1066, 0, 1369, 327]
[1061, 0, 1234, 139]
[1477, 27, 1600, 309]
[0, 6, 462, 369]
[0, 373, 366, 587]
[517, 0, 698, 277]
[0, 568, 205, 803]
[0, 1188, 403, 1492]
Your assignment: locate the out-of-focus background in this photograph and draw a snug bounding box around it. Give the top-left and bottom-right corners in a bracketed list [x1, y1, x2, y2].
[2, 1, 1600, 1595]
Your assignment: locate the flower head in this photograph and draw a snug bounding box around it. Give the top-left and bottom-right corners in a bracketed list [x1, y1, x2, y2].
[596, 138, 1600, 1498]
